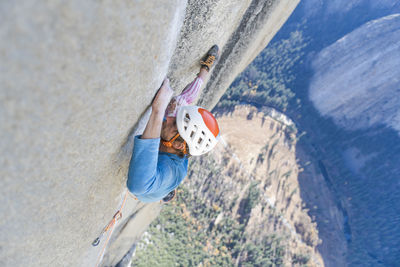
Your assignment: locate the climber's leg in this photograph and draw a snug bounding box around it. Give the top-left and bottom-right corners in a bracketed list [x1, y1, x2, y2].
[179, 44, 220, 101]
[198, 67, 209, 81]
[165, 45, 220, 117]
[177, 76, 204, 104]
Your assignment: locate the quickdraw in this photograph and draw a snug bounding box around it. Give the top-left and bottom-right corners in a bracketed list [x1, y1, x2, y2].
[93, 191, 128, 267]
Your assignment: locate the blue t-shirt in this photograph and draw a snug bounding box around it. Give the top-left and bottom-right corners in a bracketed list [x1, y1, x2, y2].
[127, 135, 188, 202]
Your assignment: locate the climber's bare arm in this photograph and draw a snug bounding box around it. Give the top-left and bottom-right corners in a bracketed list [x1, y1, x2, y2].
[141, 78, 173, 139]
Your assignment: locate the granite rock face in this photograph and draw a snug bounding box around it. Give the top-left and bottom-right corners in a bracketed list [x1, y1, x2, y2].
[0, 1, 298, 266]
[309, 14, 400, 135]
[0, 1, 187, 266]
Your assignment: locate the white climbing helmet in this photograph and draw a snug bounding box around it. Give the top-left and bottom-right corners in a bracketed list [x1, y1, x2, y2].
[176, 105, 220, 156]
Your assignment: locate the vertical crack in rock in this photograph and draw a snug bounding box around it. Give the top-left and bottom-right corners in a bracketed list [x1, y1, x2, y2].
[198, 0, 298, 109]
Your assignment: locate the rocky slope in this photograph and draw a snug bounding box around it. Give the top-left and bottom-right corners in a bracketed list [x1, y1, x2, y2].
[0, 1, 299, 266]
[189, 106, 324, 266]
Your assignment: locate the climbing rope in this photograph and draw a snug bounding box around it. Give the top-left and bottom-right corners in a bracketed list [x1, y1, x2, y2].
[93, 190, 129, 267]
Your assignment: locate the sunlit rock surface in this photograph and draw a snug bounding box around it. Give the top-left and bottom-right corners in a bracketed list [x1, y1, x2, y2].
[0, 1, 187, 266]
[309, 14, 400, 134]
[0, 0, 298, 266]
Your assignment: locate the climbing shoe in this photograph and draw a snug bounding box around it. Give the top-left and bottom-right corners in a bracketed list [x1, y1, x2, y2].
[200, 45, 219, 72]
[162, 189, 176, 203]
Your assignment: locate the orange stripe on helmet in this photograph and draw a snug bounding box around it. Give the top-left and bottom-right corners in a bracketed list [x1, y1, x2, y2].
[198, 108, 219, 137]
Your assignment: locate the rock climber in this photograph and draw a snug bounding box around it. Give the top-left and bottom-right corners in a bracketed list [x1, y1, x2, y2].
[127, 45, 221, 203]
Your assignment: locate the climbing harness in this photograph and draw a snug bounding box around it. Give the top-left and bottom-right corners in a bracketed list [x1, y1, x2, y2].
[93, 190, 128, 267]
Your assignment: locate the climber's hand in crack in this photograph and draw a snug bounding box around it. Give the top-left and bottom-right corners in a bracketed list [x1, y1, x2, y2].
[152, 78, 174, 115]
[141, 78, 173, 139]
